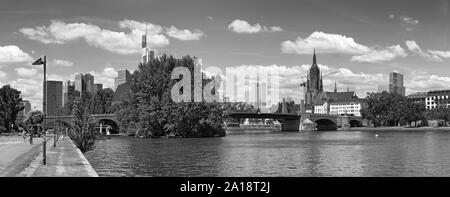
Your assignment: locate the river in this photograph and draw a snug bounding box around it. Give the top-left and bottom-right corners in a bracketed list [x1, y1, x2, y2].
[84, 129, 450, 177]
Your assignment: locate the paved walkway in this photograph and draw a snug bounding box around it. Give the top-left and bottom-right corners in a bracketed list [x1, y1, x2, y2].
[0, 135, 98, 177]
[0, 136, 45, 177]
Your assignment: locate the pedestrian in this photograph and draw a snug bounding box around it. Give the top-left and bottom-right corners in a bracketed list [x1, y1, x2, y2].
[29, 129, 33, 145]
[21, 129, 27, 142]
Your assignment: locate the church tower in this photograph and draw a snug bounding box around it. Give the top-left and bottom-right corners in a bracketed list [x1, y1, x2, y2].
[305, 50, 324, 105]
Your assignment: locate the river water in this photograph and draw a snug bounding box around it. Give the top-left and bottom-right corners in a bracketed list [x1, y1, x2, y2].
[84, 130, 450, 177]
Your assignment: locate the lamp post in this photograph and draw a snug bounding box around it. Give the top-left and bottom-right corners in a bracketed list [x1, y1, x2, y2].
[32, 56, 47, 165]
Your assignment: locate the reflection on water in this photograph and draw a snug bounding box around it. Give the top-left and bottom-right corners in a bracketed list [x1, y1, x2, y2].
[84, 130, 450, 177]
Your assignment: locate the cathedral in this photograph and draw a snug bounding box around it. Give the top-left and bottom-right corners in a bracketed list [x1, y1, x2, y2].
[304, 51, 362, 115]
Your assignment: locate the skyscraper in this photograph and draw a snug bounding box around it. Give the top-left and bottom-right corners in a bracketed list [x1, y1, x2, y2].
[142, 26, 155, 64]
[114, 70, 132, 91]
[389, 72, 405, 96]
[45, 81, 63, 116]
[75, 73, 95, 95]
[62, 80, 75, 108]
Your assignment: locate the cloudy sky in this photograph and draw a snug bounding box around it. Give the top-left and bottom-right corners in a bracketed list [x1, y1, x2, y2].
[1, 0, 450, 109]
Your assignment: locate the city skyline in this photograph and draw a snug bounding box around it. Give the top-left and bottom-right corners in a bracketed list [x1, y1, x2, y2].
[1, 0, 450, 109]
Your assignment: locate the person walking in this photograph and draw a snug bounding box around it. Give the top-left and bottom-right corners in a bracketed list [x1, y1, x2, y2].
[21, 128, 27, 142]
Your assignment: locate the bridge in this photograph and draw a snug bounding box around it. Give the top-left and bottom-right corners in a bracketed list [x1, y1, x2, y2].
[229, 112, 364, 131]
[45, 112, 365, 133]
[45, 114, 119, 134]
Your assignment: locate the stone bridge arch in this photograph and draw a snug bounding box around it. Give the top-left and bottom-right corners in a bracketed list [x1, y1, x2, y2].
[97, 118, 120, 134]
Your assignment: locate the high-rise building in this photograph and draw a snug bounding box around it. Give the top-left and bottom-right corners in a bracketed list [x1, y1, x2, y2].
[75, 73, 95, 95]
[94, 83, 103, 94]
[141, 27, 155, 64]
[45, 81, 63, 116]
[389, 72, 405, 96]
[62, 80, 75, 108]
[85, 73, 94, 94]
[114, 70, 132, 90]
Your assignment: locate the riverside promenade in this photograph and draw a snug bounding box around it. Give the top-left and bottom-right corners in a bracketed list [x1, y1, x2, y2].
[0, 134, 98, 177]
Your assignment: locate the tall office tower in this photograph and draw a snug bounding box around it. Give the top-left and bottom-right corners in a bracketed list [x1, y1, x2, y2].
[62, 80, 75, 107]
[114, 69, 132, 90]
[94, 83, 103, 94]
[75, 73, 84, 93]
[389, 72, 405, 96]
[141, 26, 155, 64]
[75, 73, 95, 95]
[84, 73, 94, 94]
[45, 81, 63, 116]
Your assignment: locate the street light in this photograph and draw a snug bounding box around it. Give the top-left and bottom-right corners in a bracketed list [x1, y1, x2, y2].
[32, 56, 47, 165]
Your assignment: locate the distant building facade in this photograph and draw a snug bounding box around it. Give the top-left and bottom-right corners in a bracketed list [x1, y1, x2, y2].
[389, 72, 405, 96]
[94, 83, 103, 94]
[45, 81, 63, 116]
[426, 90, 450, 109]
[407, 92, 427, 104]
[62, 80, 75, 108]
[114, 70, 132, 91]
[305, 51, 364, 116]
[75, 73, 95, 95]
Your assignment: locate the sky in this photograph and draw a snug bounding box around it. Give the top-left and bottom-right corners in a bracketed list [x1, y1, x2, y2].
[1, 0, 450, 110]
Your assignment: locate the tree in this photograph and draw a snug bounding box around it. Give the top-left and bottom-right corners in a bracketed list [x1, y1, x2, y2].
[93, 88, 115, 114]
[361, 91, 425, 127]
[69, 97, 96, 153]
[62, 90, 80, 115]
[0, 85, 25, 133]
[116, 54, 227, 137]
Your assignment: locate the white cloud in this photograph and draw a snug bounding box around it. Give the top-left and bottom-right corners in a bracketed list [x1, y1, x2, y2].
[227, 19, 283, 34]
[89, 67, 118, 89]
[15, 67, 38, 77]
[399, 15, 419, 25]
[9, 78, 43, 110]
[51, 59, 74, 67]
[166, 26, 204, 41]
[0, 45, 33, 64]
[0, 70, 6, 81]
[405, 40, 442, 62]
[351, 45, 407, 63]
[20, 19, 203, 55]
[281, 31, 371, 55]
[219, 63, 386, 104]
[427, 50, 450, 58]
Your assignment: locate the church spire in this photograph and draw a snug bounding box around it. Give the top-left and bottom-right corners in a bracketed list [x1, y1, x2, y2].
[313, 49, 317, 65]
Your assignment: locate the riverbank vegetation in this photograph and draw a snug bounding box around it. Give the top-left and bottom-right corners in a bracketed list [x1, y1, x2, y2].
[69, 97, 96, 153]
[362, 91, 427, 127]
[115, 55, 227, 138]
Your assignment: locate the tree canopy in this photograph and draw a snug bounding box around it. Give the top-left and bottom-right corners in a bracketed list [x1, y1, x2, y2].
[115, 54, 226, 137]
[0, 85, 25, 133]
